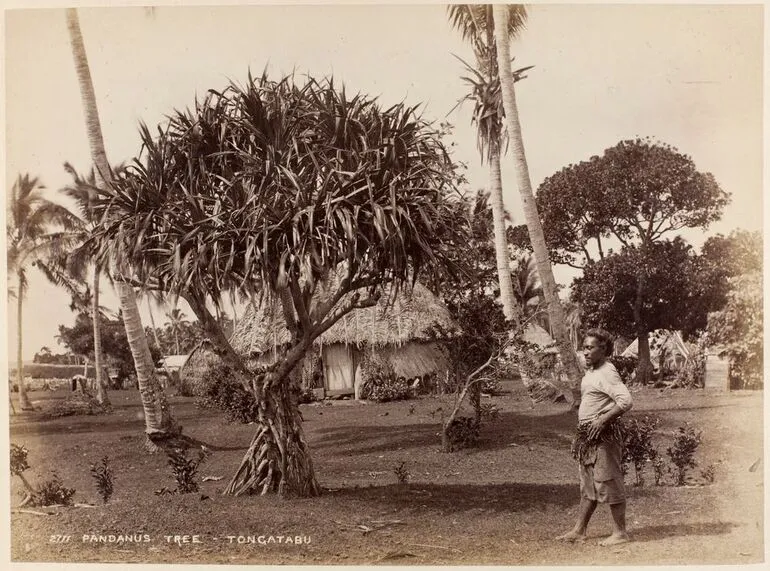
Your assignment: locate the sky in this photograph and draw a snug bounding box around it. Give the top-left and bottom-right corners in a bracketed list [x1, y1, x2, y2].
[3, 1, 764, 362]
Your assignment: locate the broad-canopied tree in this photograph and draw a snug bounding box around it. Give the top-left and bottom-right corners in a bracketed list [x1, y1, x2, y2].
[521, 138, 730, 382]
[89, 73, 466, 497]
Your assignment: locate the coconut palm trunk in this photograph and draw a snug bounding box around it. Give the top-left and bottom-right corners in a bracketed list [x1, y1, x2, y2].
[16, 271, 33, 410]
[490, 153, 519, 321]
[66, 8, 176, 436]
[91, 267, 109, 404]
[492, 4, 582, 401]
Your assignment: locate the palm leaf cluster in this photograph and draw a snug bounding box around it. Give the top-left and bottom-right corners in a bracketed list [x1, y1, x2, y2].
[89, 73, 465, 323]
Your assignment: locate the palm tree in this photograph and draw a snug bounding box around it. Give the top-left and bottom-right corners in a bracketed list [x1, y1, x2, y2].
[7, 174, 80, 410]
[65, 8, 177, 439]
[492, 3, 583, 401]
[164, 307, 188, 355]
[47, 163, 120, 404]
[448, 4, 529, 323]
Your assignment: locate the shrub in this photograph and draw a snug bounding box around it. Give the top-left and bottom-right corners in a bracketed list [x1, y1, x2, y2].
[667, 425, 702, 485]
[167, 448, 208, 493]
[673, 335, 707, 389]
[197, 365, 259, 423]
[622, 415, 660, 486]
[90, 456, 114, 504]
[650, 448, 667, 486]
[700, 464, 716, 484]
[609, 355, 638, 384]
[393, 461, 410, 484]
[10, 444, 30, 477]
[29, 473, 76, 507]
[481, 377, 503, 395]
[479, 402, 500, 422]
[444, 416, 480, 451]
[41, 393, 111, 419]
[362, 376, 411, 402]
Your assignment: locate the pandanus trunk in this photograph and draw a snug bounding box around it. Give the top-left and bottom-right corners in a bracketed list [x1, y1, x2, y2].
[224, 372, 320, 497]
[493, 4, 582, 402]
[16, 272, 33, 411]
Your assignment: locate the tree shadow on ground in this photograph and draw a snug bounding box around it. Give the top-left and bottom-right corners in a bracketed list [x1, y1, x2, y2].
[311, 409, 577, 456]
[325, 482, 579, 513]
[630, 521, 737, 542]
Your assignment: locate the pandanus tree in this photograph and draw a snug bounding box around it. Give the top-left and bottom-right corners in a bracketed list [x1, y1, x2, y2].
[66, 8, 177, 439]
[88, 73, 465, 497]
[448, 4, 530, 323]
[7, 174, 81, 410]
[492, 3, 584, 400]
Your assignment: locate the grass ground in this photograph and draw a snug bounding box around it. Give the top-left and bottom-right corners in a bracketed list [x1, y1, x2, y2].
[8, 381, 764, 565]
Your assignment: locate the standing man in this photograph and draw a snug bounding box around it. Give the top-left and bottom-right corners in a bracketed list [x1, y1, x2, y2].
[557, 328, 633, 546]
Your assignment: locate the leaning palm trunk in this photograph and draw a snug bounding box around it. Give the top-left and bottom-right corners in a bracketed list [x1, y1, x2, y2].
[16, 272, 33, 410]
[66, 8, 176, 436]
[489, 152, 519, 322]
[493, 5, 582, 402]
[92, 267, 110, 404]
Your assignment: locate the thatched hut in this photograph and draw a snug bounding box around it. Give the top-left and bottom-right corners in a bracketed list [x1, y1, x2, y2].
[178, 341, 221, 396]
[229, 282, 460, 399]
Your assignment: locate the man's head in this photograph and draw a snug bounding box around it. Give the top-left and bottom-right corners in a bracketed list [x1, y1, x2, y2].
[582, 328, 613, 368]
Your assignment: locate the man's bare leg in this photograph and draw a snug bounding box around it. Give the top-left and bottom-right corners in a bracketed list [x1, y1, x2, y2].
[599, 501, 630, 546]
[556, 498, 596, 542]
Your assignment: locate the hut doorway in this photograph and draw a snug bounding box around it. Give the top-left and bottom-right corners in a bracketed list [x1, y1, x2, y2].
[322, 345, 356, 397]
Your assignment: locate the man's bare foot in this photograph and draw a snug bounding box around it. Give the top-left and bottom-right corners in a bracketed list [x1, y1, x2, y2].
[599, 533, 629, 546]
[555, 531, 586, 543]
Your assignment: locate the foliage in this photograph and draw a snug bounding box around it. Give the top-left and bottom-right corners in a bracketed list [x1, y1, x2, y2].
[707, 273, 763, 389]
[89, 456, 114, 504]
[33, 347, 82, 365]
[650, 449, 667, 486]
[478, 402, 500, 422]
[41, 393, 111, 419]
[572, 238, 716, 344]
[622, 416, 660, 486]
[361, 377, 411, 403]
[29, 473, 76, 507]
[57, 312, 161, 383]
[519, 137, 729, 269]
[167, 448, 208, 494]
[444, 416, 480, 451]
[667, 425, 702, 485]
[197, 365, 259, 423]
[10, 444, 30, 477]
[393, 462, 410, 484]
[673, 334, 707, 389]
[481, 377, 503, 395]
[700, 464, 716, 484]
[608, 355, 638, 384]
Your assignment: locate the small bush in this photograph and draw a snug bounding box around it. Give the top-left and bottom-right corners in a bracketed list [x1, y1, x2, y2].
[622, 415, 660, 486]
[608, 355, 638, 384]
[90, 456, 114, 504]
[667, 425, 702, 485]
[197, 365, 259, 423]
[10, 444, 30, 477]
[650, 449, 667, 486]
[29, 473, 76, 507]
[479, 402, 500, 422]
[393, 461, 410, 484]
[360, 376, 411, 403]
[167, 448, 208, 494]
[41, 393, 111, 419]
[444, 416, 480, 451]
[700, 464, 716, 484]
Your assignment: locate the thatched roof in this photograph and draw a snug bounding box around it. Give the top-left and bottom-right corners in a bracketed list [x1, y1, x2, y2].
[178, 341, 220, 381]
[230, 282, 460, 356]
